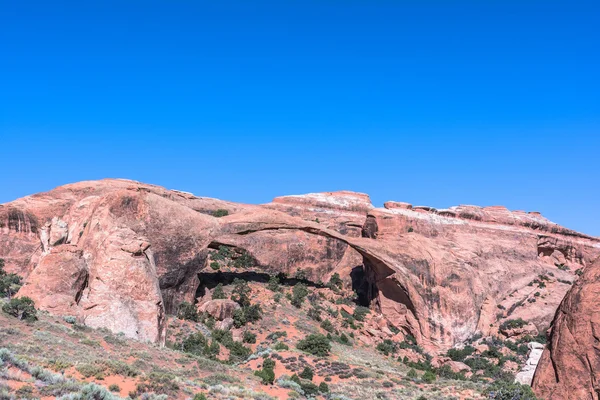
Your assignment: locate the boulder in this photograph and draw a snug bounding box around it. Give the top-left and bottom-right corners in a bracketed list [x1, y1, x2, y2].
[198, 299, 241, 321]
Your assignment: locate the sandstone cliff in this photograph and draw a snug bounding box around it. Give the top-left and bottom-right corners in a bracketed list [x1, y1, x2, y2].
[1, 179, 598, 353]
[532, 257, 600, 399]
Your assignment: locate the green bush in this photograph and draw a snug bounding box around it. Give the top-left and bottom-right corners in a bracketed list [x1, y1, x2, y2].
[233, 251, 254, 269]
[254, 358, 276, 384]
[422, 370, 436, 383]
[273, 342, 289, 351]
[193, 394, 208, 400]
[407, 368, 417, 379]
[446, 345, 475, 362]
[267, 275, 280, 292]
[108, 384, 120, 392]
[209, 261, 220, 271]
[353, 306, 370, 322]
[291, 283, 309, 308]
[212, 209, 229, 218]
[177, 301, 199, 321]
[0, 259, 22, 298]
[318, 382, 329, 393]
[2, 296, 37, 321]
[299, 366, 314, 380]
[181, 332, 208, 354]
[212, 283, 226, 300]
[307, 307, 322, 322]
[296, 334, 331, 356]
[233, 303, 262, 328]
[328, 273, 343, 290]
[320, 319, 335, 333]
[243, 331, 257, 344]
[500, 318, 527, 331]
[376, 339, 397, 356]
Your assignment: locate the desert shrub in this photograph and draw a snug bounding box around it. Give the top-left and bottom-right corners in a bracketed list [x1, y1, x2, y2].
[109, 384, 120, 392]
[181, 332, 208, 353]
[212, 209, 229, 218]
[337, 332, 350, 345]
[422, 370, 436, 383]
[63, 315, 77, 324]
[320, 319, 335, 333]
[299, 381, 319, 397]
[212, 245, 232, 261]
[307, 307, 322, 322]
[318, 382, 329, 393]
[296, 334, 331, 356]
[328, 273, 343, 290]
[299, 366, 314, 380]
[446, 345, 476, 362]
[193, 394, 208, 400]
[227, 341, 252, 363]
[210, 261, 220, 271]
[57, 383, 119, 400]
[267, 275, 280, 292]
[353, 306, 370, 322]
[407, 368, 418, 379]
[556, 263, 569, 271]
[0, 264, 22, 298]
[500, 318, 527, 331]
[233, 303, 262, 328]
[2, 297, 37, 321]
[212, 283, 226, 300]
[134, 372, 179, 396]
[273, 342, 289, 351]
[376, 339, 397, 356]
[266, 331, 287, 341]
[291, 283, 309, 308]
[243, 331, 257, 344]
[233, 251, 254, 269]
[485, 381, 538, 399]
[254, 358, 276, 384]
[177, 302, 199, 322]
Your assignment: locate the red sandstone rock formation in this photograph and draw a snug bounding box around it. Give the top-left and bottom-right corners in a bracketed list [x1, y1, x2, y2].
[532, 257, 600, 399]
[1, 179, 598, 352]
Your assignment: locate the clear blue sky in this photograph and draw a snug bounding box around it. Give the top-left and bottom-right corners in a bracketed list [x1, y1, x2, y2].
[1, 1, 599, 236]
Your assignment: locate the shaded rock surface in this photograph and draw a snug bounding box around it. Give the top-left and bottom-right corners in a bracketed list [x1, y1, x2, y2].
[1, 179, 599, 353]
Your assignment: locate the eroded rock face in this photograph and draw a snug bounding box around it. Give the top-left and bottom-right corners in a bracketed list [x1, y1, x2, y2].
[1, 179, 599, 353]
[532, 258, 600, 399]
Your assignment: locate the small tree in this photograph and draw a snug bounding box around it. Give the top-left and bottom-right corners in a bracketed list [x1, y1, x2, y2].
[212, 283, 226, 300]
[267, 275, 280, 292]
[177, 302, 199, 321]
[353, 306, 370, 322]
[328, 273, 343, 289]
[422, 370, 436, 383]
[254, 358, 276, 384]
[0, 258, 22, 299]
[2, 297, 37, 321]
[231, 278, 252, 307]
[243, 331, 257, 344]
[291, 283, 309, 308]
[299, 366, 314, 380]
[318, 382, 329, 393]
[320, 319, 334, 333]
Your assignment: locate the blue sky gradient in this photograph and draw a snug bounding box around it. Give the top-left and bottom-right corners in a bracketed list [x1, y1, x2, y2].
[1, 1, 598, 235]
